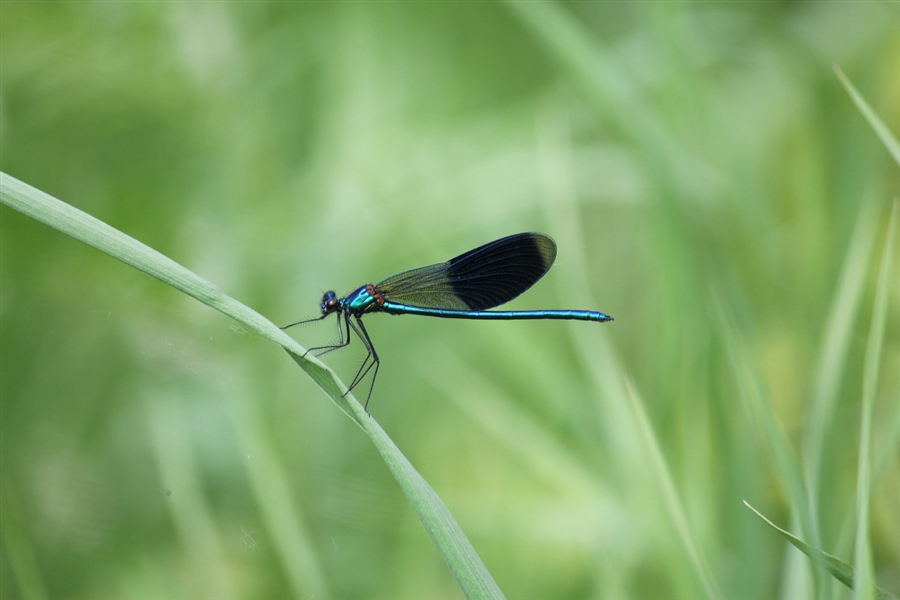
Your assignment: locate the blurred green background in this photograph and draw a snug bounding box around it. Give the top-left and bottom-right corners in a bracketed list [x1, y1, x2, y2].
[2, 3, 898, 599]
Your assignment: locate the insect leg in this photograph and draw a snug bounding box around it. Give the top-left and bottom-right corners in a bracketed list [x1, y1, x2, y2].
[344, 315, 380, 410]
[305, 312, 351, 358]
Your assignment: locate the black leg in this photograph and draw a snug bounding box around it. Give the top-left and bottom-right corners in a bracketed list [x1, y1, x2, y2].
[343, 315, 380, 411]
[291, 311, 381, 411]
[281, 313, 327, 330]
[304, 312, 350, 358]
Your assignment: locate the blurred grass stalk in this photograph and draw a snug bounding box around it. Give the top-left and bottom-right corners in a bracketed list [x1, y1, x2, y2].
[721, 64, 899, 597]
[834, 66, 900, 600]
[853, 200, 898, 600]
[736, 198, 899, 600]
[500, 5, 900, 595]
[743, 501, 898, 600]
[144, 382, 330, 599]
[0, 171, 505, 600]
[3, 6, 898, 596]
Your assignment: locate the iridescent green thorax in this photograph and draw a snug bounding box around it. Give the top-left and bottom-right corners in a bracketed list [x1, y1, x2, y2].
[343, 284, 382, 315]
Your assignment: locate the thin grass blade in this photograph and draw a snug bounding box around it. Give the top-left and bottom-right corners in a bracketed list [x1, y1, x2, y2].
[803, 197, 879, 492]
[714, 297, 822, 594]
[0, 172, 505, 600]
[854, 201, 898, 600]
[623, 379, 723, 600]
[744, 502, 898, 600]
[834, 65, 900, 166]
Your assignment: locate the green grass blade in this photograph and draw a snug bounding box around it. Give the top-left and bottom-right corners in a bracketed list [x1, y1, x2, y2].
[0, 172, 322, 379]
[854, 201, 898, 600]
[803, 198, 879, 489]
[714, 297, 822, 594]
[801, 198, 881, 580]
[834, 65, 900, 166]
[715, 299, 816, 535]
[358, 413, 507, 600]
[227, 391, 332, 599]
[145, 398, 236, 599]
[872, 384, 900, 493]
[623, 379, 723, 600]
[0, 172, 505, 600]
[744, 502, 898, 600]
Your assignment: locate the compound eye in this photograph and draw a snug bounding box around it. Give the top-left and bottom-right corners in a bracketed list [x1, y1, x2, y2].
[321, 291, 339, 314]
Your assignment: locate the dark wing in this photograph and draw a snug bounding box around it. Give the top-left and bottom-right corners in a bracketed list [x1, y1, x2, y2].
[376, 232, 557, 311]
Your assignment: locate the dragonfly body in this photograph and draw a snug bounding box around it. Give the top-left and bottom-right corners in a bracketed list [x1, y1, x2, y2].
[339, 284, 609, 322]
[381, 303, 608, 321]
[284, 232, 612, 408]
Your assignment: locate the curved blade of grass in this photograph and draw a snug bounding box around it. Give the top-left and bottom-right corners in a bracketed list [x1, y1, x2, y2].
[714, 296, 824, 596]
[1, 173, 343, 407]
[622, 378, 723, 600]
[714, 299, 817, 542]
[0, 171, 505, 600]
[834, 65, 900, 166]
[743, 502, 898, 600]
[854, 201, 898, 600]
[834, 61, 900, 515]
[285, 343, 507, 599]
[803, 197, 879, 499]
[145, 396, 236, 600]
[504, 0, 678, 185]
[225, 388, 332, 599]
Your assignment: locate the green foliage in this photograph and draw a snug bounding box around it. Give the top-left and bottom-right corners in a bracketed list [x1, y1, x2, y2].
[744, 502, 898, 600]
[1, 172, 503, 598]
[2, 3, 898, 598]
